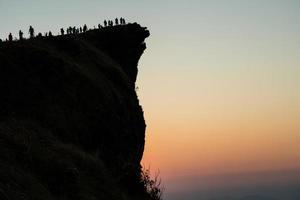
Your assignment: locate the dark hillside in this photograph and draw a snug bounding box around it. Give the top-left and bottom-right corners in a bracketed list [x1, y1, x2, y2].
[0, 23, 151, 200]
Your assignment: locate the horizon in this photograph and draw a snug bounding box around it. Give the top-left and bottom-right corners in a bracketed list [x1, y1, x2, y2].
[1, 0, 300, 199]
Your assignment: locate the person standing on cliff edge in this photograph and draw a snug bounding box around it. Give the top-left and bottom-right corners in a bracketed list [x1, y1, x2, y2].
[8, 33, 13, 42]
[19, 30, 24, 40]
[120, 17, 126, 25]
[29, 26, 35, 38]
[83, 24, 87, 32]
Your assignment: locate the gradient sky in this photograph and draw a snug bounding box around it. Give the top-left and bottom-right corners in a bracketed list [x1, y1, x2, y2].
[1, 1, 300, 199]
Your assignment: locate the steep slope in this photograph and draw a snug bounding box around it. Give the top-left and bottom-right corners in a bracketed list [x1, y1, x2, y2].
[0, 23, 151, 200]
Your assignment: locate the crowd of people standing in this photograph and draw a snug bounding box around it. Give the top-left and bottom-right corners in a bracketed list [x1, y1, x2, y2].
[1, 18, 127, 43]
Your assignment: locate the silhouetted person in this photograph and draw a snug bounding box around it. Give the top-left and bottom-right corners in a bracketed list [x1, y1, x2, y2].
[8, 33, 13, 42]
[120, 18, 126, 25]
[0, 39, 2, 43]
[83, 24, 87, 32]
[115, 18, 119, 25]
[19, 30, 24, 40]
[72, 26, 76, 34]
[48, 31, 53, 37]
[60, 28, 65, 35]
[37, 33, 42, 38]
[29, 26, 35, 38]
[45, 32, 48, 37]
[104, 20, 107, 27]
[68, 27, 72, 34]
[79, 27, 82, 33]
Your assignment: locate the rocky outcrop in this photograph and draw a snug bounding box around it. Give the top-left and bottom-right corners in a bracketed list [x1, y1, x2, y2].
[0, 23, 150, 200]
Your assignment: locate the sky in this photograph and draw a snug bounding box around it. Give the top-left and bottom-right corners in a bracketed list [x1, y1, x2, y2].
[1, 0, 300, 199]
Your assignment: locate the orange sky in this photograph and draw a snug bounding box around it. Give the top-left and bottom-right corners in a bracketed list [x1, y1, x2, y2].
[141, 103, 300, 178]
[137, 1, 300, 193]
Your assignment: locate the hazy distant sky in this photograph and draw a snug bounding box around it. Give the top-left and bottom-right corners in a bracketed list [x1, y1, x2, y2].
[1, 1, 300, 199]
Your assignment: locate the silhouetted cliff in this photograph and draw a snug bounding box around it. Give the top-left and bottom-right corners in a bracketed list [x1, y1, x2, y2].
[0, 23, 151, 200]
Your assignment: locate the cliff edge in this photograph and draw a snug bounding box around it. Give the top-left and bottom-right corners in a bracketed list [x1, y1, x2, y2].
[0, 23, 151, 200]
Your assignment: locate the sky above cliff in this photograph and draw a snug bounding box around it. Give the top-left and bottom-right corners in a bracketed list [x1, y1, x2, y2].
[1, 0, 300, 199]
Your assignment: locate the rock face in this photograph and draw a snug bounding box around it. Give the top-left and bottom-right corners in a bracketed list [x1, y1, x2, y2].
[0, 23, 150, 200]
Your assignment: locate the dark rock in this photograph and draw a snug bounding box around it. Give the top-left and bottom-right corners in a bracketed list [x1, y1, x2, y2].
[0, 23, 150, 200]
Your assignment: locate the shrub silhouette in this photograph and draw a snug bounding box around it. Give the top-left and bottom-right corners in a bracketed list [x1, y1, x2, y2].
[141, 167, 164, 200]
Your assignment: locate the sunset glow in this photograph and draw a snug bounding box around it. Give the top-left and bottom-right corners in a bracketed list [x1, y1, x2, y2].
[1, 0, 300, 199]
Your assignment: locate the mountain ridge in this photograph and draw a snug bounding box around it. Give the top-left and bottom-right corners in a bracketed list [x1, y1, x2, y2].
[0, 23, 152, 200]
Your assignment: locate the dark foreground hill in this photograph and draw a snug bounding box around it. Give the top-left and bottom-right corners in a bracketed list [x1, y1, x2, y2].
[0, 23, 152, 200]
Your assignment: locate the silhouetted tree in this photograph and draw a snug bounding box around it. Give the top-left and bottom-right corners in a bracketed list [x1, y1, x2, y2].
[37, 33, 42, 38]
[72, 26, 76, 34]
[104, 20, 107, 27]
[49, 31, 53, 37]
[115, 18, 119, 25]
[60, 28, 65, 35]
[45, 32, 48, 37]
[83, 24, 87, 32]
[0, 39, 2, 43]
[19, 30, 24, 40]
[79, 27, 82, 33]
[29, 26, 35, 38]
[8, 33, 13, 42]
